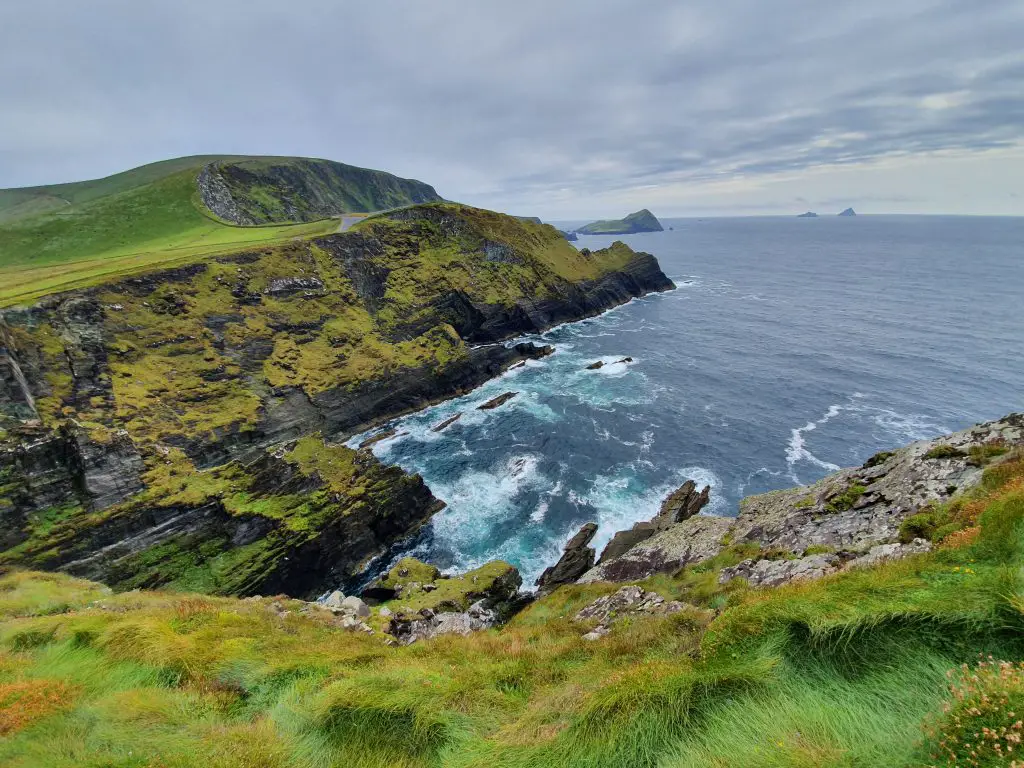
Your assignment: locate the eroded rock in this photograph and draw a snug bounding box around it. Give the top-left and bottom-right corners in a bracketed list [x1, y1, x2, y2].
[536, 523, 598, 592]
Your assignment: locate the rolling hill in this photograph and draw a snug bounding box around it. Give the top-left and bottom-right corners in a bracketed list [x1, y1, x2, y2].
[0, 155, 442, 307]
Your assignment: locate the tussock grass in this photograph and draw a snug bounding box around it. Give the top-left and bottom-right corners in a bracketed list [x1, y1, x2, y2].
[0, 456, 1023, 766]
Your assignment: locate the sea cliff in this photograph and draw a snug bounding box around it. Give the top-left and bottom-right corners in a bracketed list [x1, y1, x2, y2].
[0, 202, 674, 597]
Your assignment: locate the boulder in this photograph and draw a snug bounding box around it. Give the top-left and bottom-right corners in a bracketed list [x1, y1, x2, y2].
[323, 590, 346, 609]
[718, 554, 840, 588]
[573, 585, 699, 641]
[586, 361, 604, 370]
[341, 595, 370, 617]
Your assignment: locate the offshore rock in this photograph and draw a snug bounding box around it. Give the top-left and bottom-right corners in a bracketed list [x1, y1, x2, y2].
[536, 522, 598, 592]
[431, 413, 462, 432]
[479, 392, 518, 410]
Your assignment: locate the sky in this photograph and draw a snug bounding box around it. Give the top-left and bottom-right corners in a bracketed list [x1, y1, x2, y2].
[2, 0, 1023, 218]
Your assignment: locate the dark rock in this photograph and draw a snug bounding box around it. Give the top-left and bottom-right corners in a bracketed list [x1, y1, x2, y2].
[658, 480, 711, 524]
[536, 522, 598, 592]
[432, 414, 462, 432]
[596, 481, 710, 564]
[586, 361, 604, 370]
[797, 211, 818, 218]
[359, 586, 398, 604]
[838, 208, 857, 217]
[478, 392, 518, 410]
[359, 428, 399, 449]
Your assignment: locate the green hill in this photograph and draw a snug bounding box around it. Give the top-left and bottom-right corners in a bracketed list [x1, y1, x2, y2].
[0, 155, 441, 307]
[576, 208, 664, 235]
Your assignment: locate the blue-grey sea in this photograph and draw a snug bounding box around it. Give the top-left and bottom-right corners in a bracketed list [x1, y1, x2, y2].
[350, 216, 1024, 586]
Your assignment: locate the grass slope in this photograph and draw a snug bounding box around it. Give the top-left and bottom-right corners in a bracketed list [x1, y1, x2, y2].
[0, 156, 234, 223]
[1, 450, 1022, 766]
[0, 155, 439, 308]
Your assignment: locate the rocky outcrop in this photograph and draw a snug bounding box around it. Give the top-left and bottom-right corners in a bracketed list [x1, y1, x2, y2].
[838, 208, 856, 217]
[366, 557, 525, 644]
[536, 522, 598, 592]
[583, 414, 1023, 586]
[797, 211, 818, 218]
[573, 585, 697, 640]
[594, 480, 711, 566]
[717, 538, 932, 588]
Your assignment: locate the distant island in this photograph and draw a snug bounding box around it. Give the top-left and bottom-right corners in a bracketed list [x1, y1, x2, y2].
[838, 207, 856, 217]
[576, 208, 663, 234]
[797, 211, 818, 218]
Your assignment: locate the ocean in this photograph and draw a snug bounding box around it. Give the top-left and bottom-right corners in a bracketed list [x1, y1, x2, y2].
[349, 215, 1024, 586]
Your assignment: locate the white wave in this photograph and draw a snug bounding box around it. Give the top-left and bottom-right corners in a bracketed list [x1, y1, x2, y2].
[785, 394, 949, 483]
[786, 419, 842, 482]
[427, 454, 548, 561]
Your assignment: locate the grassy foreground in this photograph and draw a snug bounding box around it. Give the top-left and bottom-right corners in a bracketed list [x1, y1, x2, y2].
[1, 453, 1022, 766]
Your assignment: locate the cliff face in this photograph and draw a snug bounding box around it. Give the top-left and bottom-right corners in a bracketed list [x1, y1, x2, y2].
[0, 203, 674, 597]
[197, 158, 443, 225]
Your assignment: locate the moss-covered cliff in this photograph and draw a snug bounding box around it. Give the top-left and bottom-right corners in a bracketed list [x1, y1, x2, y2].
[0, 203, 674, 597]
[197, 157, 442, 224]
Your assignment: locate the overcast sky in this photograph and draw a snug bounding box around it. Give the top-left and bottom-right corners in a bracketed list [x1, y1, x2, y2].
[2, 0, 1023, 217]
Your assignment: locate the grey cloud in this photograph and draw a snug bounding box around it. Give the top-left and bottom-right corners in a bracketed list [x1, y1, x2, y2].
[1, 0, 1022, 216]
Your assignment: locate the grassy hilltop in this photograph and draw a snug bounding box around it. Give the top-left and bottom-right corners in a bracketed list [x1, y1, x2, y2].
[0, 155, 440, 307]
[0, 446, 1022, 766]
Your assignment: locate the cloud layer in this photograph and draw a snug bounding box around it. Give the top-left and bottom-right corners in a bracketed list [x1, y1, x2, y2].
[2, 0, 1022, 215]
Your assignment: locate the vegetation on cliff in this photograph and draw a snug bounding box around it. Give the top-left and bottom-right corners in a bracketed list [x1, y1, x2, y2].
[576, 208, 664, 235]
[0, 154, 440, 308]
[0, 199, 673, 598]
[0, 443, 1021, 766]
